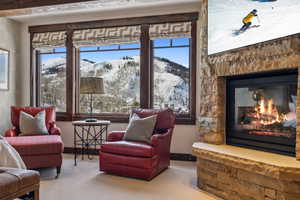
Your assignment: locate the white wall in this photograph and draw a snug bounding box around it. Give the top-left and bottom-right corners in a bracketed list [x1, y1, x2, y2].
[57, 122, 197, 154]
[0, 18, 22, 134]
[16, 1, 201, 154]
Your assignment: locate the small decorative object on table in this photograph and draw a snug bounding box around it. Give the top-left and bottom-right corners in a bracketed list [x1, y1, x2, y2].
[72, 120, 111, 166]
[80, 77, 105, 122]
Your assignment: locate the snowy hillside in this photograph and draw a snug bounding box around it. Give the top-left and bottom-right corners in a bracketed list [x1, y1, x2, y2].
[41, 56, 189, 113]
[208, 0, 300, 54]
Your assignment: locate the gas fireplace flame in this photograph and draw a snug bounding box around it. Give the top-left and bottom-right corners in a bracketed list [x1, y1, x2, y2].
[255, 98, 286, 126]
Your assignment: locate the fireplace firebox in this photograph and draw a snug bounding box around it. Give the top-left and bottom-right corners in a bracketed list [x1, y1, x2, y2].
[226, 70, 298, 156]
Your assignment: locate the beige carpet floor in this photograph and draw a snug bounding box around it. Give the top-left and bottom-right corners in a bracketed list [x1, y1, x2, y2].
[37, 154, 219, 200]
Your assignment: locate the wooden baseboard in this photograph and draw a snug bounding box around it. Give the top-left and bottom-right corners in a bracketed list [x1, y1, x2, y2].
[64, 147, 98, 154]
[64, 147, 196, 162]
[170, 153, 196, 161]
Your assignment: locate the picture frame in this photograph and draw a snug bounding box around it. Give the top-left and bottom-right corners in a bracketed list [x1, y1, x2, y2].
[0, 48, 9, 90]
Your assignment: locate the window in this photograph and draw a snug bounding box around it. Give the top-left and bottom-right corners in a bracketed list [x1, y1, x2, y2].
[37, 48, 67, 112]
[79, 44, 140, 114]
[30, 13, 198, 124]
[152, 38, 191, 114]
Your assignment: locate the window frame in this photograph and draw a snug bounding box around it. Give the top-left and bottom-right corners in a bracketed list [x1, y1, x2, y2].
[36, 49, 68, 114]
[76, 44, 141, 117]
[30, 13, 198, 124]
[151, 38, 192, 117]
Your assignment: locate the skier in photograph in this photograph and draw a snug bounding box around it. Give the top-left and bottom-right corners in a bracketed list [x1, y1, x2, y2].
[240, 9, 260, 32]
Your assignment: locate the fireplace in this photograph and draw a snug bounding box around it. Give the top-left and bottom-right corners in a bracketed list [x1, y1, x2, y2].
[226, 70, 298, 156]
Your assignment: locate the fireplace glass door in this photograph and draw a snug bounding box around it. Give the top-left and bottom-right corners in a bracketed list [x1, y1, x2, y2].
[227, 72, 298, 156]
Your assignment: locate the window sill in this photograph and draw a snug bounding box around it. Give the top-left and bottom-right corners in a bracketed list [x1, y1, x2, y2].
[56, 113, 195, 125]
[72, 113, 130, 123]
[56, 112, 72, 121]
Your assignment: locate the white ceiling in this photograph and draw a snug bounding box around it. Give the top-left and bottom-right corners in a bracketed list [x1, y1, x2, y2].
[4, 0, 199, 22]
[29, 0, 172, 14]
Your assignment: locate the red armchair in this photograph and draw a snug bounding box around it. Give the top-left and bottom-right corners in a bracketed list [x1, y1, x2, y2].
[99, 108, 175, 180]
[4, 106, 64, 177]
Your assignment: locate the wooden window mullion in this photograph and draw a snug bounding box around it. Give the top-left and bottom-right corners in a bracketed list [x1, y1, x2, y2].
[140, 24, 151, 109]
[149, 40, 154, 108]
[35, 50, 41, 107]
[190, 20, 197, 123]
[74, 48, 81, 114]
[30, 33, 35, 106]
[66, 29, 75, 119]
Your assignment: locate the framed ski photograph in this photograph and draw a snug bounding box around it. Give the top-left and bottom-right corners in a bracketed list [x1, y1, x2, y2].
[0, 48, 9, 90]
[208, 0, 300, 55]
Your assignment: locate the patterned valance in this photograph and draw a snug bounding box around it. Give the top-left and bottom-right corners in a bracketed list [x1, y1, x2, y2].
[73, 26, 141, 47]
[32, 31, 66, 50]
[149, 22, 192, 40]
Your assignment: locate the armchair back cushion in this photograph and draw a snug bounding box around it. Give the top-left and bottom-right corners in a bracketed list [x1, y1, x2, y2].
[11, 106, 56, 132]
[19, 111, 49, 136]
[124, 113, 157, 144]
[132, 108, 175, 132]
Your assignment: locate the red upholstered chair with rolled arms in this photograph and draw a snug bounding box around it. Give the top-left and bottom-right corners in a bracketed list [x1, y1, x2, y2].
[99, 108, 175, 180]
[4, 106, 64, 178]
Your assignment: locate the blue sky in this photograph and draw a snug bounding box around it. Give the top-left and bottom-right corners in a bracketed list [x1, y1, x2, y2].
[42, 38, 190, 68]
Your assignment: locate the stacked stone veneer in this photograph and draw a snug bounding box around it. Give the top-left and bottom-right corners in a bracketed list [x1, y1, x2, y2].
[195, 0, 300, 199]
[197, 0, 300, 159]
[193, 144, 300, 200]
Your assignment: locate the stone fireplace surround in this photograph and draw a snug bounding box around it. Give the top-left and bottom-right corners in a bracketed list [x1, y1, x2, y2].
[196, 33, 300, 158]
[193, 33, 300, 199]
[193, 1, 300, 199]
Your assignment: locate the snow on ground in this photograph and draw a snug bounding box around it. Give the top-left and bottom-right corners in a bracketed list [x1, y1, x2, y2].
[41, 55, 189, 112]
[41, 57, 66, 69]
[208, 0, 300, 55]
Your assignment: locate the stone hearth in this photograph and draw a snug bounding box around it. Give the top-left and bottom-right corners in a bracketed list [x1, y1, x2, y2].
[192, 143, 300, 200]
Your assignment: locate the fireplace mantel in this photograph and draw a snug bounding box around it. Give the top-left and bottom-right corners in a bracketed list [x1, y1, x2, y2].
[193, 142, 300, 200]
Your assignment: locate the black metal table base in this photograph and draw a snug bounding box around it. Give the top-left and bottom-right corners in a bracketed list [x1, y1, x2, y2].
[73, 123, 109, 166]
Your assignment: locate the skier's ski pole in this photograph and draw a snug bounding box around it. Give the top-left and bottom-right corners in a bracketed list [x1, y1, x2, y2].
[257, 16, 261, 24]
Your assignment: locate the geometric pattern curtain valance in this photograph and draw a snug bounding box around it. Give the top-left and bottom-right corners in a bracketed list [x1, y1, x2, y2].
[73, 25, 141, 47]
[149, 22, 192, 40]
[32, 31, 66, 50]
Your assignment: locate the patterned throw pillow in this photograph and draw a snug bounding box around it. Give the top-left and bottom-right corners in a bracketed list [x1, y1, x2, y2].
[19, 111, 49, 136]
[124, 113, 157, 144]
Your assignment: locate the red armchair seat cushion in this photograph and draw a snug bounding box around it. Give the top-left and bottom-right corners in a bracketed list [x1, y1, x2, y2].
[5, 135, 63, 156]
[100, 152, 158, 169]
[101, 141, 155, 158]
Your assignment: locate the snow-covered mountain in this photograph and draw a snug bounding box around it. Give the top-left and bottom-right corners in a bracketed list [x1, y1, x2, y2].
[208, 0, 300, 54]
[41, 56, 189, 113]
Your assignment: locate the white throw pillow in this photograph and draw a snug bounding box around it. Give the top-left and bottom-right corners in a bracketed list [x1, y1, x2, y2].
[19, 111, 49, 136]
[124, 113, 157, 144]
[0, 136, 26, 169]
